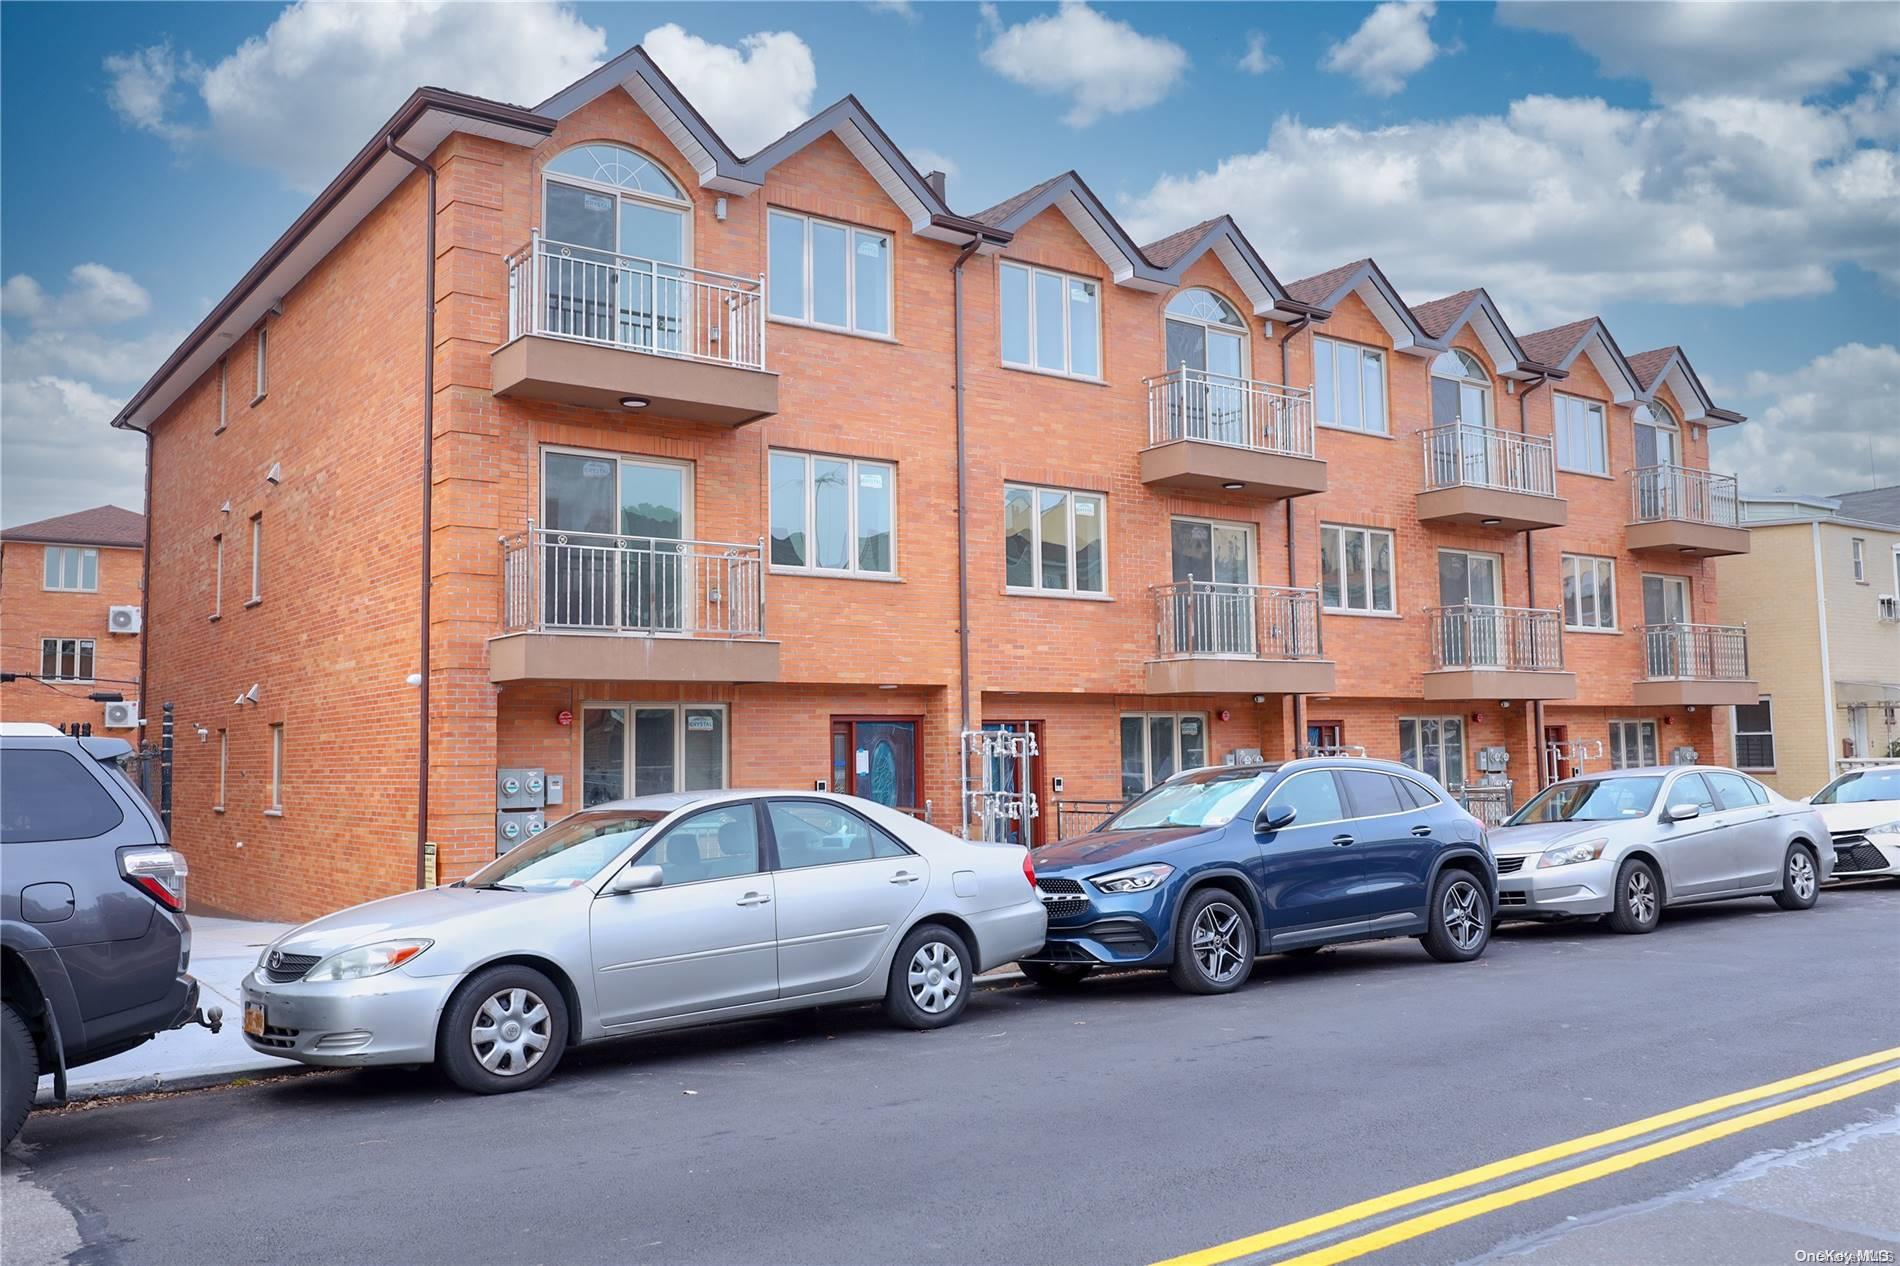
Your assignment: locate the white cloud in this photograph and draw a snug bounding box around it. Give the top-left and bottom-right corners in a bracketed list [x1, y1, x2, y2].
[1119, 81, 1900, 326]
[1239, 32, 1280, 76]
[641, 24, 817, 156]
[868, 0, 918, 21]
[1499, 1, 1900, 101]
[909, 148, 959, 179]
[0, 374, 146, 527]
[103, 41, 200, 144]
[980, 0, 1189, 128]
[1, 264, 150, 329]
[1716, 343, 1900, 495]
[1322, 1, 1445, 97]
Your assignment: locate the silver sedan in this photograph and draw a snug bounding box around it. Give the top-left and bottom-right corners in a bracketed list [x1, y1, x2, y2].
[1489, 765, 1831, 933]
[241, 791, 1045, 1093]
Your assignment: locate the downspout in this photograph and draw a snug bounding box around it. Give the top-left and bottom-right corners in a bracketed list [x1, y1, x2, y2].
[386, 138, 436, 889]
[951, 237, 983, 738]
[1280, 313, 1314, 752]
[1517, 370, 1552, 787]
[133, 423, 154, 758]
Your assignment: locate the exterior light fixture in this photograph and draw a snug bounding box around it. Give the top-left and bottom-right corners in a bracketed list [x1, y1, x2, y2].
[1481, 518, 1502, 526]
[619, 396, 649, 410]
[1222, 482, 1245, 491]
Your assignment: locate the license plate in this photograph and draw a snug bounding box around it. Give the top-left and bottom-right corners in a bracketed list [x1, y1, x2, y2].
[243, 1001, 266, 1037]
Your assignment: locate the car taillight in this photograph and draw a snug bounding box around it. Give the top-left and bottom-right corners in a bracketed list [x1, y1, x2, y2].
[121, 847, 189, 912]
[1022, 850, 1036, 889]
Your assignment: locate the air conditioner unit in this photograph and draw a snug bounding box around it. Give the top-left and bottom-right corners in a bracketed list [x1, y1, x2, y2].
[103, 701, 139, 729]
[108, 605, 142, 635]
[1878, 595, 1899, 623]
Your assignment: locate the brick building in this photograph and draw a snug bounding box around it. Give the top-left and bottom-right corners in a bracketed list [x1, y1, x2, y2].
[0, 505, 145, 733]
[113, 48, 1757, 920]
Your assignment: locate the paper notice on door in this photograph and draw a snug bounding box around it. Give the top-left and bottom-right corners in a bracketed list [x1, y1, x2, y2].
[856, 748, 871, 775]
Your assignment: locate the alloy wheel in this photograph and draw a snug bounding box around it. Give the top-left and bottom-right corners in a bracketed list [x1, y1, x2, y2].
[908, 941, 963, 1014]
[1789, 851, 1816, 901]
[1627, 869, 1658, 925]
[1191, 902, 1247, 983]
[1442, 880, 1487, 952]
[470, 987, 552, 1076]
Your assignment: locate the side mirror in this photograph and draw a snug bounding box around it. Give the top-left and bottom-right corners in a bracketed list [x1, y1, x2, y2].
[1665, 802, 1700, 823]
[1256, 804, 1297, 833]
[605, 864, 664, 896]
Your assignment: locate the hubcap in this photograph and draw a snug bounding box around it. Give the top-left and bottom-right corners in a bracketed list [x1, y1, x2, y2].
[1192, 902, 1247, 982]
[908, 941, 963, 1014]
[471, 987, 551, 1076]
[1627, 869, 1657, 925]
[1790, 852, 1816, 900]
[1442, 880, 1486, 952]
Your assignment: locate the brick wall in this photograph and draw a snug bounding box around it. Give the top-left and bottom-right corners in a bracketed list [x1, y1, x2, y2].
[0, 542, 142, 731]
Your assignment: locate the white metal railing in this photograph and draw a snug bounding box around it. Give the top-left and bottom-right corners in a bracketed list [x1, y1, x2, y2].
[1629, 464, 1740, 526]
[1429, 604, 1564, 672]
[1153, 581, 1324, 660]
[1145, 368, 1315, 458]
[1641, 623, 1749, 680]
[1421, 423, 1556, 497]
[1454, 783, 1514, 828]
[505, 230, 766, 371]
[501, 525, 764, 638]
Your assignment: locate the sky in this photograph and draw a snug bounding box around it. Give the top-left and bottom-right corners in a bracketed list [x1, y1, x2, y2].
[2, 0, 1896, 527]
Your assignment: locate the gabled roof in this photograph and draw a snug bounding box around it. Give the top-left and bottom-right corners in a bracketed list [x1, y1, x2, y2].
[2, 504, 145, 549]
[1137, 217, 1309, 319]
[1408, 288, 1537, 378]
[1284, 258, 1429, 348]
[1517, 317, 1641, 402]
[1628, 346, 1745, 426]
[1831, 485, 1900, 528]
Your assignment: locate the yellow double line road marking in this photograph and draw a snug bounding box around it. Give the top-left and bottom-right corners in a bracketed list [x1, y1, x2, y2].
[1153, 1045, 1900, 1266]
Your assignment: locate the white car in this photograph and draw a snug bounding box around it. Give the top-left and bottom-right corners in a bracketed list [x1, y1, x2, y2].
[1808, 765, 1900, 881]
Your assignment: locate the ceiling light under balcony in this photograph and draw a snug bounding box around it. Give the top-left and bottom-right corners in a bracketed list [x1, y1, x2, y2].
[1481, 518, 1502, 526]
[1222, 482, 1245, 491]
[619, 396, 649, 410]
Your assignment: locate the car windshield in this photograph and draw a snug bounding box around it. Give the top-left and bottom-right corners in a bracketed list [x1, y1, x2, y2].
[1811, 769, 1900, 805]
[1104, 771, 1271, 831]
[461, 810, 667, 891]
[1507, 776, 1663, 825]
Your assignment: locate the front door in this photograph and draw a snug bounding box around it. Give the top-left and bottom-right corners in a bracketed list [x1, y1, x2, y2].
[983, 720, 1044, 846]
[765, 799, 929, 996]
[832, 717, 923, 816]
[590, 802, 778, 1026]
[1254, 769, 1368, 946]
[1306, 721, 1343, 757]
[1438, 550, 1502, 666]
[541, 451, 690, 631]
[1172, 518, 1254, 655]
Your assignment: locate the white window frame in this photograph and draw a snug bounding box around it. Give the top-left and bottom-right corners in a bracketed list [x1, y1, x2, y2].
[1436, 547, 1504, 606]
[768, 450, 897, 578]
[253, 327, 268, 403]
[1430, 349, 1492, 427]
[1319, 523, 1397, 615]
[538, 445, 696, 541]
[248, 515, 263, 604]
[1399, 715, 1467, 790]
[211, 534, 223, 619]
[268, 723, 285, 813]
[1004, 483, 1107, 597]
[998, 261, 1102, 380]
[39, 637, 95, 683]
[1554, 393, 1608, 476]
[42, 546, 99, 593]
[216, 359, 228, 433]
[1313, 336, 1388, 434]
[767, 209, 893, 338]
[1851, 537, 1866, 583]
[1560, 553, 1619, 631]
[1120, 711, 1209, 796]
[580, 701, 731, 803]
[1733, 696, 1775, 772]
[216, 729, 228, 812]
[1608, 719, 1660, 769]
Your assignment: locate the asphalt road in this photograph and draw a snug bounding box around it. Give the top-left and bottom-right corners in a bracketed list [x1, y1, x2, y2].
[5, 881, 1898, 1266]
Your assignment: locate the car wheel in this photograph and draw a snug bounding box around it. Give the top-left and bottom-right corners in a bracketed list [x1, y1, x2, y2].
[884, 923, 972, 1029]
[2, 1004, 35, 1149]
[1167, 888, 1256, 994]
[1772, 845, 1820, 911]
[1018, 961, 1093, 989]
[1421, 870, 1491, 962]
[1607, 858, 1662, 934]
[437, 965, 569, 1095]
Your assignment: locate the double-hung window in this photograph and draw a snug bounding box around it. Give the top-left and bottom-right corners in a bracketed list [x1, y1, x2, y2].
[767, 210, 892, 337]
[1313, 337, 1387, 433]
[1554, 394, 1607, 474]
[40, 638, 95, 682]
[1851, 538, 1866, 582]
[999, 262, 1100, 379]
[1319, 523, 1395, 614]
[769, 451, 896, 576]
[253, 327, 269, 402]
[1733, 698, 1775, 771]
[1561, 554, 1618, 630]
[42, 546, 98, 592]
[248, 515, 263, 604]
[211, 534, 223, 618]
[1005, 485, 1104, 595]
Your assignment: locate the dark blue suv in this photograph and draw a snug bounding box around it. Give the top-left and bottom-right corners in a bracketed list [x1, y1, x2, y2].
[1020, 759, 1496, 993]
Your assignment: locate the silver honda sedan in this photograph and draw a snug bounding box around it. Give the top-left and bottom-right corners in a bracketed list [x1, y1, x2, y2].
[241, 791, 1045, 1093]
[1489, 765, 1831, 933]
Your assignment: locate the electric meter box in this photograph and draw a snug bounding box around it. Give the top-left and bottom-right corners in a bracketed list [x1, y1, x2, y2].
[497, 767, 546, 810]
[495, 809, 547, 853]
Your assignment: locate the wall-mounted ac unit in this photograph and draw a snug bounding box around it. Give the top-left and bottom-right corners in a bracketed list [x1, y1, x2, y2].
[103, 701, 139, 729]
[108, 605, 142, 634]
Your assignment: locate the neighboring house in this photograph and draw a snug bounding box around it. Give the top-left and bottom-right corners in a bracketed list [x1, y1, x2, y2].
[111, 46, 1754, 921]
[1722, 490, 1900, 796]
[0, 505, 145, 733]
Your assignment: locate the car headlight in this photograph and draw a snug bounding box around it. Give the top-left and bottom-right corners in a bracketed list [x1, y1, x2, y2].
[304, 940, 433, 982]
[1537, 838, 1608, 868]
[1090, 863, 1174, 894]
[1865, 820, 1900, 838]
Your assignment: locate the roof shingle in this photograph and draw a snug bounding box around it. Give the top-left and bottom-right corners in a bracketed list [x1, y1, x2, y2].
[1410, 290, 1481, 339]
[1831, 485, 1900, 528]
[1140, 219, 1221, 268]
[1627, 347, 1679, 391]
[972, 173, 1072, 228]
[1285, 259, 1372, 309]
[1517, 318, 1600, 370]
[1, 504, 145, 549]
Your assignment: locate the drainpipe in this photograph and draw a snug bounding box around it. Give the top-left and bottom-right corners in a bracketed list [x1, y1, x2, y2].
[951, 237, 983, 738]
[386, 138, 436, 889]
[132, 422, 155, 758]
[1517, 370, 1552, 787]
[1280, 313, 1314, 752]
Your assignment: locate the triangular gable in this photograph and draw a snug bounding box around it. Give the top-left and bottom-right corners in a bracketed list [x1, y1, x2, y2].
[1287, 259, 1431, 351]
[1520, 318, 1641, 402]
[537, 46, 753, 194]
[975, 171, 1157, 289]
[1412, 289, 1533, 378]
[1139, 217, 1305, 320]
[1630, 347, 1743, 426]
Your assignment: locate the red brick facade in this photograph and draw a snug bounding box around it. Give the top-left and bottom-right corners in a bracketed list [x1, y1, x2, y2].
[0, 535, 143, 734]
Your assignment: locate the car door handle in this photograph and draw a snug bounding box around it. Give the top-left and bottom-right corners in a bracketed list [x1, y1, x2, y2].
[888, 871, 921, 885]
[1332, 834, 1355, 847]
[735, 892, 772, 907]
[1411, 825, 1434, 837]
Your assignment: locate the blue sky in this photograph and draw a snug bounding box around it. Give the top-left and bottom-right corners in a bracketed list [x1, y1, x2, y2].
[3, 1, 1896, 525]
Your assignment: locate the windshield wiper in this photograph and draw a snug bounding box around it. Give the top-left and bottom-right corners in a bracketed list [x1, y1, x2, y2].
[466, 881, 525, 892]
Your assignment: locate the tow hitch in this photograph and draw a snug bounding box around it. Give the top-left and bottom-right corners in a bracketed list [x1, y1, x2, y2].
[189, 1005, 224, 1034]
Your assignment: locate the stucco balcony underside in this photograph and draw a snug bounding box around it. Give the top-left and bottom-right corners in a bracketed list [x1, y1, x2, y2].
[488, 631, 782, 684]
[491, 335, 779, 426]
[1632, 678, 1761, 708]
[1421, 668, 1577, 702]
[1138, 441, 1328, 501]
[1144, 657, 1337, 696]
[1625, 519, 1751, 558]
[1416, 486, 1568, 532]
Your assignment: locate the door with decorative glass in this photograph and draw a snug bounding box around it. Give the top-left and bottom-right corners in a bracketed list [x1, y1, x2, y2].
[1633, 402, 1681, 519]
[541, 451, 689, 632]
[1642, 574, 1691, 677]
[1438, 549, 1502, 666]
[831, 718, 923, 816]
[1609, 719, 1659, 769]
[1171, 518, 1254, 655]
[1163, 289, 1248, 444]
[582, 703, 727, 805]
[540, 144, 691, 354]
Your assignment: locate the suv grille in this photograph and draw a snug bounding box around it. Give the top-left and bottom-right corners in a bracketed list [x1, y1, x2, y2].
[1036, 877, 1090, 919]
[1495, 856, 1527, 874]
[1832, 840, 1888, 874]
[261, 952, 321, 983]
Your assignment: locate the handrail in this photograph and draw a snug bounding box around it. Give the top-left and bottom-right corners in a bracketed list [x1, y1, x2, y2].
[500, 523, 765, 638]
[1421, 422, 1556, 497]
[1144, 368, 1315, 458]
[1639, 622, 1749, 680]
[1428, 603, 1564, 671]
[1629, 463, 1740, 527]
[1152, 580, 1323, 660]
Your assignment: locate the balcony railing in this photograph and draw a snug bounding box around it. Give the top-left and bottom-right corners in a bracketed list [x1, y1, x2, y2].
[1153, 581, 1323, 661]
[1641, 623, 1749, 681]
[1421, 423, 1556, 497]
[505, 230, 766, 371]
[1145, 368, 1315, 458]
[1630, 464, 1740, 526]
[501, 525, 765, 639]
[1428, 604, 1564, 672]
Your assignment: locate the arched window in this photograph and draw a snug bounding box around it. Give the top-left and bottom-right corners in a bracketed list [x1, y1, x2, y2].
[538, 144, 692, 352]
[1634, 399, 1680, 468]
[1162, 288, 1250, 445]
[1165, 288, 1244, 328]
[544, 143, 685, 201]
[1430, 349, 1491, 427]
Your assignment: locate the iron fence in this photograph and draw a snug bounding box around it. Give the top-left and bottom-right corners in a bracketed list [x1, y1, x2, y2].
[502, 526, 765, 638]
[1153, 581, 1323, 660]
[1641, 623, 1749, 680]
[1428, 604, 1564, 672]
[1629, 463, 1740, 526]
[1145, 368, 1315, 457]
[1053, 799, 1125, 841]
[1421, 423, 1556, 497]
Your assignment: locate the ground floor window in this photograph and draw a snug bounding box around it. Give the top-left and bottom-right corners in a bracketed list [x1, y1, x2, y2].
[1609, 719, 1659, 769]
[582, 704, 726, 805]
[1120, 712, 1207, 797]
[1399, 716, 1466, 790]
[1733, 698, 1775, 770]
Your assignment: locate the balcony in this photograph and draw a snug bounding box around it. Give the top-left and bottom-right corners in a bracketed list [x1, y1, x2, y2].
[1626, 465, 1749, 557]
[1145, 581, 1335, 695]
[1424, 604, 1576, 701]
[1416, 424, 1566, 531]
[488, 527, 780, 684]
[1139, 370, 1327, 501]
[493, 233, 778, 426]
[1632, 623, 1757, 707]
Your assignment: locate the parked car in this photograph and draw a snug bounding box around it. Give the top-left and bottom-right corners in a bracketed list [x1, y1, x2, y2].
[242, 791, 1044, 1093]
[1019, 759, 1496, 995]
[1490, 765, 1830, 932]
[1807, 765, 1900, 881]
[2, 724, 207, 1148]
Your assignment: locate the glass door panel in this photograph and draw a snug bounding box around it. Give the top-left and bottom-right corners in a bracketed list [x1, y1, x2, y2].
[632, 707, 678, 797]
[543, 452, 619, 628]
[1643, 575, 1692, 676]
[618, 200, 687, 354]
[583, 707, 628, 806]
[543, 182, 617, 341]
[1438, 552, 1501, 665]
[833, 719, 921, 814]
[682, 708, 725, 791]
[619, 460, 687, 632]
